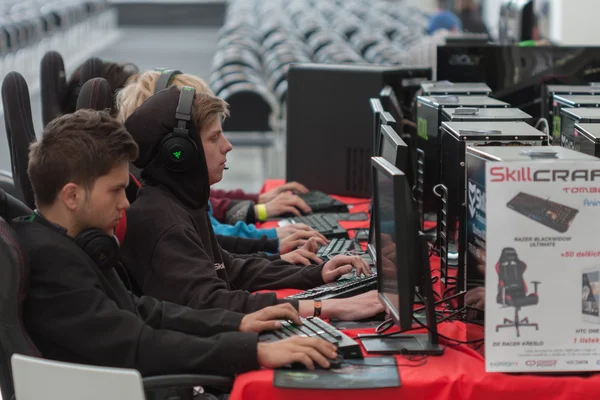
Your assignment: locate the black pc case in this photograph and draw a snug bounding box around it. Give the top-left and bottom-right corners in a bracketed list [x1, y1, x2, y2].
[415, 95, 509, 223]
[552, 95, 600, 143]
[544, 84, 600, 126]
[572, 123, 600, 157]
[420, 81, 491, 96]
[442, 107, 532, 123]
[440, 121, 547, 297]
[560, 108, 600, 150]
[286, 64, 431, 198]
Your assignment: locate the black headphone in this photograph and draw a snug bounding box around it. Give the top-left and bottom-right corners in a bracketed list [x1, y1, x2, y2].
[29, 210, 120, 271]
[157, 85, 198, 172]
[154, 68, 182, 94]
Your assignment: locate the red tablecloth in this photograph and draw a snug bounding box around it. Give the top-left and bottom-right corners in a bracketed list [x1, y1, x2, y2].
[229, 180, 600, 400]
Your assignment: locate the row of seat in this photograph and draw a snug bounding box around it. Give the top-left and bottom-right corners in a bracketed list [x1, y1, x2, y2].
[0, 0, 116, 91]
[209, 0, 430, 132]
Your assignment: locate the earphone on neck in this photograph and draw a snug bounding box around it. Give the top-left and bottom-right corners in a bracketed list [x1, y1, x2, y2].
[29, 210, 120, 271]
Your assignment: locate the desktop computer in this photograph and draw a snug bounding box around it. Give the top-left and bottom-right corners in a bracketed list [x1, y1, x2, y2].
[552, 95, 600, 143]
[560, 108, 600, 150]
[420, 81, 491, 96]
[287, 63, 431, 198]
[442, 107, 532, 124]
[571, 123, 600, 157]
[415, 95, 510, 224]
[544, 84, 600, 126]
[439, 122, 547, 295]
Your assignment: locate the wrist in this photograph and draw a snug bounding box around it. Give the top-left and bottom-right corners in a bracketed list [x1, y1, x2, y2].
[255, 204, 268, 221]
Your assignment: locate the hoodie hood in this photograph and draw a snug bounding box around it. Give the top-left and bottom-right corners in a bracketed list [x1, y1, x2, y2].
[124, 86, 210, 209]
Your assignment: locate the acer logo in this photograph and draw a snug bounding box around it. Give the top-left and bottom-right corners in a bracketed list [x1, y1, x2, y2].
[490, 167, 600, 182]
[467, 180, 485, 218]
[448, 54, 482, 66]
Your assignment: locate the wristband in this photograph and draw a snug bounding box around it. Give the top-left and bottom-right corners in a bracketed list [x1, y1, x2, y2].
[313, 300, 322, 318]
[256, 204, 268, 222]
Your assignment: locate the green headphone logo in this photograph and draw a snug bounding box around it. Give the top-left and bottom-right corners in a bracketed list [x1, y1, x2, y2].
[173, 150, 182, 160]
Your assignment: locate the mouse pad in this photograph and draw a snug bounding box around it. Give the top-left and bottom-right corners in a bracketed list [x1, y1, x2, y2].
[273, 356, 400, 389]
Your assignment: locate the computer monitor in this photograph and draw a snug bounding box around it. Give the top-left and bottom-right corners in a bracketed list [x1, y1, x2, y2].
[379, 125, 408, 175]
[370, 98, 385, 156]
[360, 157, 443, 355]
[437, 45, 600, 120]
[379, 86, 403, 125]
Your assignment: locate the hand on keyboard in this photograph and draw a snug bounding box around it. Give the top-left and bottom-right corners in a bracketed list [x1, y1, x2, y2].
[258, 181, 309, 204]
[279, 229, 327, 254]
[326, 290, 385, 321]
[277, 223, 327, 241]
[281, 238, 323, 265]
[257, 336, 338, 370]
[321, 255, 371, 283]
[261, 191, 312, 218]
[239, 303, 302, 333]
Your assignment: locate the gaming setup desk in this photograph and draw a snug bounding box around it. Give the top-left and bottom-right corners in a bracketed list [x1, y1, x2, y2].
[224, 53, 600, 398]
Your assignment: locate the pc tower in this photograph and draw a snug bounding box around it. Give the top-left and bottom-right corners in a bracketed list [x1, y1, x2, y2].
[544, 84, 600, 126]
[287, 63, 431, 198]
[571, 123, 600, 157]
[439, 122, 547, 299]
[551, 95, 600, 144]
[415, 95, 509, 225]
[420, 81, 491, 96]
[442, 107, 532, 124]
[559, 108, 600, 151]
[465, 146, 599, 292]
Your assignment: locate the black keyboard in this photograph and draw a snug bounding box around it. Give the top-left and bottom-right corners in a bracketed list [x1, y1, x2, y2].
[258, 316, 363, 359]
[317, 237, 354, 259]
[286, 274, 377, 301]
[283, 214, 348, 239]
[299, 191, 348, 213]
[506, 192, 579, 233]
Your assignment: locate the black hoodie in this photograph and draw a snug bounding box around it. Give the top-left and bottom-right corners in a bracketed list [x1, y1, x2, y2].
[120, 87, 325, 313]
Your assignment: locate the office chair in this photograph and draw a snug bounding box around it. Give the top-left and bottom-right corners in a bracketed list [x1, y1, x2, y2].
[1, 71, 37, 209]
[0, 192, 233, 400]
[495, 247, 541, 337]
[75, 77, 141, 206]
[40, 50, 67, 127]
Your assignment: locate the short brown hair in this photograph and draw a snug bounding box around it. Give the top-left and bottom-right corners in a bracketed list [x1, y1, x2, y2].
[192, 91, 230, 133]
[28, 109, 139, 207]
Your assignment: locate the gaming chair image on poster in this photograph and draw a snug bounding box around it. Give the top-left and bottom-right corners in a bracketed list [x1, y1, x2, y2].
[496, 247, 541, 337]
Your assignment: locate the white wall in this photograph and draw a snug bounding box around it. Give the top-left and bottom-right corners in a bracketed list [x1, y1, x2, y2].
[482, 0, 600, 45]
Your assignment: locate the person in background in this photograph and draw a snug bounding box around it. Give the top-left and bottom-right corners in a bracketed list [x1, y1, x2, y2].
[116, 69, 327, 258]
[455, 0, 489, 35]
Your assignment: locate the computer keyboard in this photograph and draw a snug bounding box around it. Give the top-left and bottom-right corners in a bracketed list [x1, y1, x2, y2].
[317, 237, 354, 259]
[258, 316, 363, 359]
[299, 191, 349, 213]
[281, 214, 349, 239]
[506, 192, 579, 233]
[286, 274, 377, 301]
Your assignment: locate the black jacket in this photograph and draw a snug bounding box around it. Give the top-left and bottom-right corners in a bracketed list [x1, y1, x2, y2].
[120, 86, 325, 314]
[14, 219, 259, 376]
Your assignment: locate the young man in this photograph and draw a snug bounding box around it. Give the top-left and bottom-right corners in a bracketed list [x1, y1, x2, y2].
[12, 109, 339, 375]
[121, 86, 384, 320]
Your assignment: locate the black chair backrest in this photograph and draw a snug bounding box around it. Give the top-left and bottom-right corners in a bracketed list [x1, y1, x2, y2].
[0, 215, 42, 400]
[76, 77, 113, 112]
[497, 247, 526, 298]
[79, 57, 104, 85]
[2, 71, 37, 209]
[0, 189, 32, 221]
[40, 51, 67, 127]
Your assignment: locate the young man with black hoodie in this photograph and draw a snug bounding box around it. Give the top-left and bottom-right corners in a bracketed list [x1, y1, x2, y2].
[121, 86, 384, 320]
[12, 109, 340, 375]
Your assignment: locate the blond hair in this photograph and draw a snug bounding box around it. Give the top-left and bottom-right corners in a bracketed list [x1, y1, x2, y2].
[116, 70, 229, 133]
[116, 70, 213, 122]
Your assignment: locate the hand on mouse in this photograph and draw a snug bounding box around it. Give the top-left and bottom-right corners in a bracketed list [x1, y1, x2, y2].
[257, 191, 312, 218]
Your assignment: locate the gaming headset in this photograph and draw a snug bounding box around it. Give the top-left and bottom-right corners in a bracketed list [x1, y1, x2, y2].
[29, 210, 120, 271]
[152, 69, 198, 172]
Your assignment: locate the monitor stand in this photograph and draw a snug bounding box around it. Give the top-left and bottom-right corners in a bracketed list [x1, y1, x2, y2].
[358, 233, 444, 356]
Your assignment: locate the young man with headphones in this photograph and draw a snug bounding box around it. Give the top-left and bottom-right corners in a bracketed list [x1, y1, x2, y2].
[12, 109, 341, 374]
[121, 85, 384, 320]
